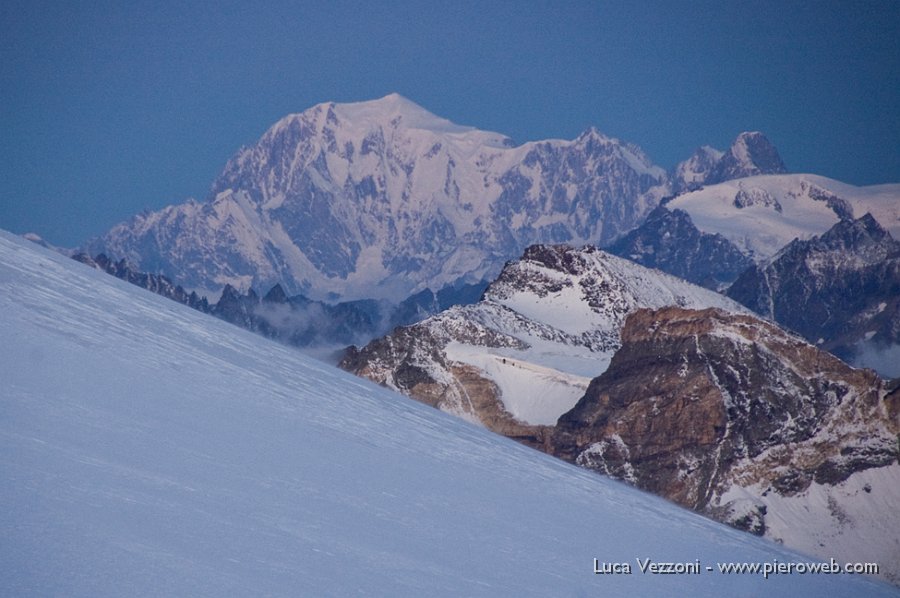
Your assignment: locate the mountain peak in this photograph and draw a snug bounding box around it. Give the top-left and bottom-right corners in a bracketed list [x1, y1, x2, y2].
[713, 131, 787, 182]
[327, 93, 488, 137]
[262, 93, 489, 144]
[814, 212, 894, 254]
[844, 211, 889, 237]
[374, 91, 408, 103]
[90, 95, 692, 303]
[576, 126, 612, 143]
[672, 145, 726, 192]
[734, 130, 767, 142]
[672, 132, 787, 192]
[731, 131, 776, 156]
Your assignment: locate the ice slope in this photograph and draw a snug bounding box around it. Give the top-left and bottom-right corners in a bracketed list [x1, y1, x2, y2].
[0, 230, 895, 597]
[668, 174, 900, 261]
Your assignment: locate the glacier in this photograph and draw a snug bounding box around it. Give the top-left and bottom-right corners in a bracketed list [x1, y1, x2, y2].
[668, 174, 900, 261]
[1, 229, 895, 596]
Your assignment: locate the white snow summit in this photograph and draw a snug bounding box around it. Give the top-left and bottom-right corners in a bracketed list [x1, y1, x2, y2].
[85, 93, 666, 301]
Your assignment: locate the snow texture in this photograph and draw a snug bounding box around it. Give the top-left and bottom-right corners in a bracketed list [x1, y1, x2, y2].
[717, 465, 900, 586]
[668, 174, 900, 261]
[1, 230, 896, 596]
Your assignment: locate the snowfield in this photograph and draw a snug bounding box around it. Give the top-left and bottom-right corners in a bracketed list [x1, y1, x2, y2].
[717, 464, 900, 585]
[668, 174, 900, 260]
[1, 230, 895, 596]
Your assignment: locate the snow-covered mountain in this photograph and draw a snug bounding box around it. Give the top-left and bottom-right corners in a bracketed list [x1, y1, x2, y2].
[86, 94, 667, 302]
[607, 139, 897, 291]
[7, 230, 897, 596]
[549, 306, 900, 584]
[667, 174, 900, 261]
[340, 244, 747, 431]
[672, 145, 726, 193]
[671, 132, 786, 193]
[726, 214, 900, 377]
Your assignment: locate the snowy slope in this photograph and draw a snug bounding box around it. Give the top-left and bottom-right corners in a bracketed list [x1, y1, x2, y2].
[2, 230, 896, 596]
[472, 246, 749, 423]
[668, 174, 900, 261]
[718, 465, 900, 585]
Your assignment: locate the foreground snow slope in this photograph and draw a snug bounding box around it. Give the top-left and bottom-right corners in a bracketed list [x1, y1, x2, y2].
[0, 230, 894, 596]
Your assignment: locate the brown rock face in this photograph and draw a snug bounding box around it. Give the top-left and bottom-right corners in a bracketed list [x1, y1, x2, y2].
[549, 307, 898, 511]
[339, 322, 542, 441]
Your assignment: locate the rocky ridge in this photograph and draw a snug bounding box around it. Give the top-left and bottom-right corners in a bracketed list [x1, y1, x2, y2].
[340, 244, 746, 431]
[605, 205, 753, 289]
[726, 214, 900, 376]
[67, 245, 487, 350]
[72, 252, 210, 312]
[545, 306, 899, 581]
[670, 132, 786, 193]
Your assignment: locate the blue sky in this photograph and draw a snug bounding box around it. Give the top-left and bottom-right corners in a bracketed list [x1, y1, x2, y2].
[2, 0, 898, 246]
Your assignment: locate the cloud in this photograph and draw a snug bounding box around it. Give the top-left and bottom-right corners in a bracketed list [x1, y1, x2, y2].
[849, 340, 900, 379]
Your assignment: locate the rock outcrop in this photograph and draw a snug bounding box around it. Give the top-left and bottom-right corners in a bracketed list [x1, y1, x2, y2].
[549, 306, 897, 511]
[726, 214, 900, 376]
